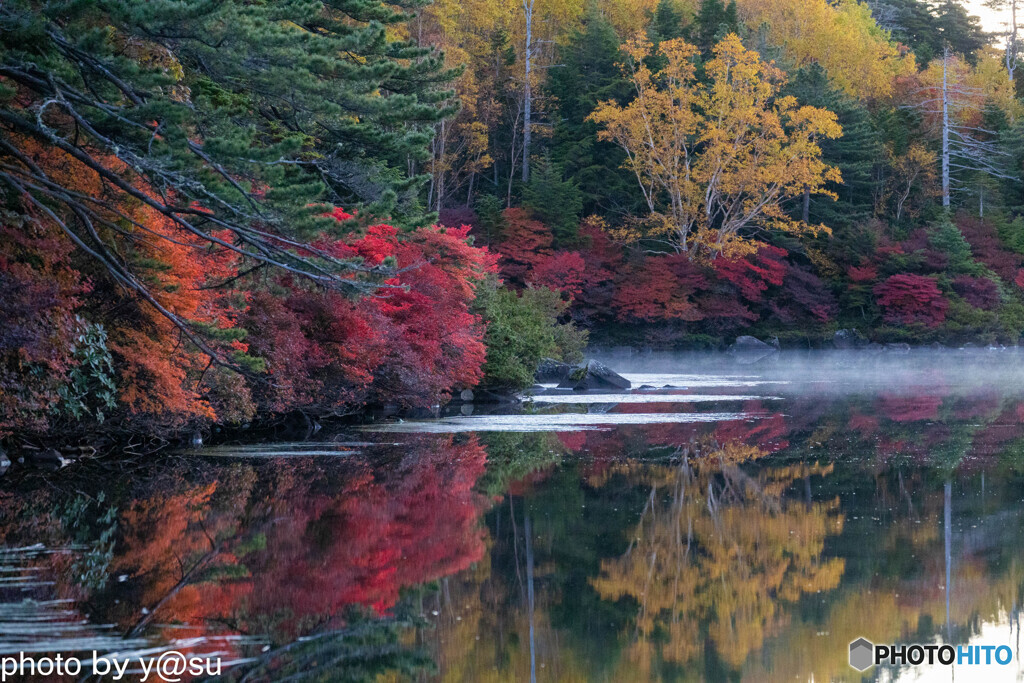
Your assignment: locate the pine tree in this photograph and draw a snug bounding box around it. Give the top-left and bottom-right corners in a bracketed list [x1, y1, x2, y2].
[872, 0, 989, 66]
[0, 0, 457, 358]
[475, 194, 507, 245]
[784, 64, 883, 226]
[690, 0, 739, 56]
[523, 155, 583, 245]
[651, 0, 688, 43]
[547, 3, 640, 217]
[934, 0, 989, 63]
[1000, 115, 1024, 212]
[929, 214, 976, 273]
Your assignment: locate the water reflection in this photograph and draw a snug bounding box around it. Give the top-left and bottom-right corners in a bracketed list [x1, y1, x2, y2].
[3, 368, 1024, 680]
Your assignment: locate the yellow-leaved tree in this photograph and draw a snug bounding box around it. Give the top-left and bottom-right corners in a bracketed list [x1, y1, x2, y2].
[733, 0, 915, 100]
[588, 34, 842, 258]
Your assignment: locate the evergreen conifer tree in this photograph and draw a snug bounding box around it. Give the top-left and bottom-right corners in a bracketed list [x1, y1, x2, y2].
[547, 3, 640, 217]
[785, 64, 883, 226]
[523, 155, 583, 246]
[0, 0, 456, 277]
[690, 0, 739, 55]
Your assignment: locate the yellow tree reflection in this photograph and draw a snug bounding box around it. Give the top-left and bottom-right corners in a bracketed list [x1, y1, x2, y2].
[590, 441, 845, 676]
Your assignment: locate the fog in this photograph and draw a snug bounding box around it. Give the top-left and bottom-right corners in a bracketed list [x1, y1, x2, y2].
[589, 346, 1024, 398]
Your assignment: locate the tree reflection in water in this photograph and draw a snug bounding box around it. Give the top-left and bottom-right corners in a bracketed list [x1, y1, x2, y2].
[3, 392, 1024, 680]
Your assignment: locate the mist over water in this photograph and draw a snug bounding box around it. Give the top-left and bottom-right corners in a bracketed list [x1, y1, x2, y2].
[592, 347, 1024, 397]
[7, 347, 1024, 681]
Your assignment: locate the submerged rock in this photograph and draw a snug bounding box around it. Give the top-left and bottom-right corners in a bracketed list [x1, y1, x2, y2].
[29, 448, 71, 470]
[471, 389, 523, 404]
[728, 336, 779, 364]
[833, 329, 868, 349]
[535, 358, 574, 383]
[557, 360, 632, 391]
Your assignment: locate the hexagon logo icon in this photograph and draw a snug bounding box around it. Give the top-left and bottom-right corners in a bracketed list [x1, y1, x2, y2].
[849, 637, 874, 671]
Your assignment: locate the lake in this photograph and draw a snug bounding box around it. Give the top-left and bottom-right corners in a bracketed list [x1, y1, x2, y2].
[4, 349, 1024, 682]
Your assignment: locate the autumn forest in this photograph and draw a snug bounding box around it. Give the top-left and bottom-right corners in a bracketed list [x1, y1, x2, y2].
[4, 0, 1024, 438]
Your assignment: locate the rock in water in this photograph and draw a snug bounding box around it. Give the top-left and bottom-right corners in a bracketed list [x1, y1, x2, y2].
[557, 360, 632, 391]
[728, 336, 779, 364]
[730, 335, 774, 352]
[459, 389, 475, 402]
[30, 448, 70, 470]
[535, 358, 574, 383]
[833, 329, 868, 349]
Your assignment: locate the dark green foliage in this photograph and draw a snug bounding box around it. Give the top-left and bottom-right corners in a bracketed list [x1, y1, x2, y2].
[869, 0, 988, 64]
[474, 194, 507, 244]
[477, 432, 564, 497]
[547, 4, 641, 218]
[475, 279, 587, 389]
[933, 0, 989, 62]
[651, 0, 688, 42]
[0, 0, 456, 269]
[690, 0, 739, 55]
[784, 64, 883, 226]
[996, 215, 1024, 254]
[56, 318, 117, 423]
[523, 155, 583, 245]
[999, 116, 1024, 213]
[143, 0, 460, 224]
[929, 215, 977, 273]
[475, 26, 520, 203]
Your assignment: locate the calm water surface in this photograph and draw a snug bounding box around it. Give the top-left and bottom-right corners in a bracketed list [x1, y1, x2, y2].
[5, 350, 1024, 682]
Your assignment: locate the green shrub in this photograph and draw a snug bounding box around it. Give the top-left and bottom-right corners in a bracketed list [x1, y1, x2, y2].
[475, 279, 588, 389]
[929, 215, 979, 274]
[523, 155, 583, 246]
[474, 194, 507, 244]
[56, 317, 117, 423]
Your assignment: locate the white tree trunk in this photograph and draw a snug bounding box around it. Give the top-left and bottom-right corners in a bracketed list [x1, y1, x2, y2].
[522, 0, 534, 184]
[436, 119, 446, 212]
[942, 49, 951, 209]
[1008, 0, 1019, 82]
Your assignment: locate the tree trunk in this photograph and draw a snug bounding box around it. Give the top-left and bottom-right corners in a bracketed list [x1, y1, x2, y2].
[436, 119, 446, 212]
[522, 0, 534, 184]
[1008, 0, 1019, 82]
[944, 480, 952, 640]
[942, 49, 951, 208]
[524, 511, 537, 683]
[802, 184, 810, 223]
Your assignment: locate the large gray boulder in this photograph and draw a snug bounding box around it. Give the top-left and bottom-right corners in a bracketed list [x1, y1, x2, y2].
[535, 358, 574, 383]
[728, 336, 779, 364]
[730, 335, 776, 352]
[557, 360, 632, 391]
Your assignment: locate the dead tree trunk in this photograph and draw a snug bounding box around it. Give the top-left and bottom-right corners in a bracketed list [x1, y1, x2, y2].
[522, 0, 534, 184]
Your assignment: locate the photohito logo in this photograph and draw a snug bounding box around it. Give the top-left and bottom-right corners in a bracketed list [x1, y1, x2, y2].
[849, 638, 874, 671]
[849, 637, 1014, 671]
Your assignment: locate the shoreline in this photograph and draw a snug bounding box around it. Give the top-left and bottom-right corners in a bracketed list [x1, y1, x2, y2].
[6, 344, 1024, 468]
